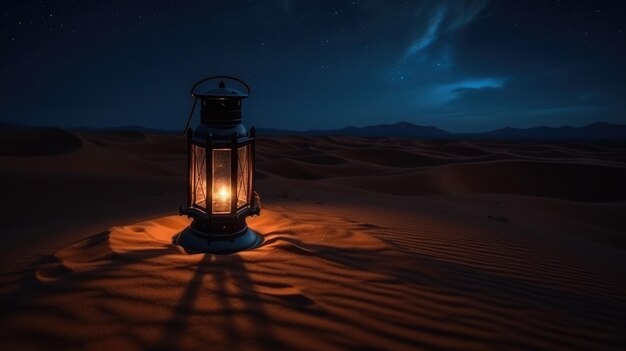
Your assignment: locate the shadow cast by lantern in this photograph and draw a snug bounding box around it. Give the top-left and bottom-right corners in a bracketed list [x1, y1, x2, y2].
[0, 226, 282, 351]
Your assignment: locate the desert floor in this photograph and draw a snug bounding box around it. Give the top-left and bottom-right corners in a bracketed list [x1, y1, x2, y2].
[1, 129, 626, 350]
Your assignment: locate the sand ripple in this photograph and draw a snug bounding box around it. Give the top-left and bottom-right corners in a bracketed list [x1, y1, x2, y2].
[0, 207, 624, 351]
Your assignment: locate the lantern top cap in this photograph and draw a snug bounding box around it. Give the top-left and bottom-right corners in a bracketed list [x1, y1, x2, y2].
[191, 77, 250, 99]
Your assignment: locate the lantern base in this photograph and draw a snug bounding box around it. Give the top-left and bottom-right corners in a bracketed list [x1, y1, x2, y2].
[173, 226, 262, 254]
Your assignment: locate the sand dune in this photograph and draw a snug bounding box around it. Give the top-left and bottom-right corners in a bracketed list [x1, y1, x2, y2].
[257, 136, 626, 202]
[1, 131, 625, 350]
[0, 128, 83, 156]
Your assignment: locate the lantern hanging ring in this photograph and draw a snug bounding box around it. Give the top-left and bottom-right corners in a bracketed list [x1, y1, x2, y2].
[190, 76, 251, 97]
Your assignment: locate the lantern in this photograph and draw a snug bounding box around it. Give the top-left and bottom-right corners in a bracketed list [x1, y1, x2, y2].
[175, 76, 261, 253]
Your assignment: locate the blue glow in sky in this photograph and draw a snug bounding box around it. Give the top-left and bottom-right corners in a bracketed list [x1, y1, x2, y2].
[1, 0, 625, 132]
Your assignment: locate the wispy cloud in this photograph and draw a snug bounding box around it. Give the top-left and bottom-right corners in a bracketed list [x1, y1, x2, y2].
[402, 0, 488, 61]
[403, 6, 447, 60]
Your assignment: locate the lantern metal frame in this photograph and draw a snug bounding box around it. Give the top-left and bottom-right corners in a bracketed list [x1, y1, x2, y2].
[174, 76, 261, 254]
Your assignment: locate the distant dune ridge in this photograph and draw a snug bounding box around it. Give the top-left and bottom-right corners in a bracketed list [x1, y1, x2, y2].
[1, 128, 625, 350]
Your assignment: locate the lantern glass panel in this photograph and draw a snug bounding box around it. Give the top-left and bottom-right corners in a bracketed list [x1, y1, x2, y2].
[212, 148, 232, 214]
[191, 145, 207, 209]
[237, 145, 252, 208]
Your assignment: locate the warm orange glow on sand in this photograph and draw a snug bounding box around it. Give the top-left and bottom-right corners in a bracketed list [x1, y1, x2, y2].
[2, 205, 626, 350]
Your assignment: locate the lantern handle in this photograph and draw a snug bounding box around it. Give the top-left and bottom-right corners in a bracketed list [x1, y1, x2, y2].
[190, 76, 251, 97]
[180, 97, 198, 136]
[182, 76, 251, 136]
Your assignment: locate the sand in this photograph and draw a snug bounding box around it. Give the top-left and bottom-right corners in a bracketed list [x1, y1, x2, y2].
[1, 129, 625, 350]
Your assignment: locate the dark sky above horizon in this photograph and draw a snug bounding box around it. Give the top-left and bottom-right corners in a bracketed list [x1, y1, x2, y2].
[1, 0, 625, 132]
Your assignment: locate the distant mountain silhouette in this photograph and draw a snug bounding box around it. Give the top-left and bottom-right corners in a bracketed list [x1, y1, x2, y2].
[70, 125, 176, 134]
[261, 121, 626, 141]
[0, 122, 175, 134]
[2, 120, 625, 140]
[477, 122, 626, 140]
[259, 121, 450, 138]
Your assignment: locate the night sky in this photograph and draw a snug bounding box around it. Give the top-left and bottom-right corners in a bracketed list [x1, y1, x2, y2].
[1, 0, 625, 132]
